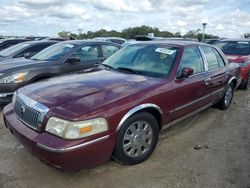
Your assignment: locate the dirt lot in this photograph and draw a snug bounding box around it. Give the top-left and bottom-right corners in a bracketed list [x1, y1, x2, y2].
[0, 90, 249, 188]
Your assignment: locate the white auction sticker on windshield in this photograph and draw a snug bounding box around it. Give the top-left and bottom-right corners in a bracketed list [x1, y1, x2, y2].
[155, 48, 176, 55]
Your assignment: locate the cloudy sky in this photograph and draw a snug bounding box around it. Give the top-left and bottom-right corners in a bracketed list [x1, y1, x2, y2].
[0, 0, 250, 37]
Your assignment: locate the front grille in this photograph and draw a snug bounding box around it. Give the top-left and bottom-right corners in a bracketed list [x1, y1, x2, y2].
[14, 94, 48, 130]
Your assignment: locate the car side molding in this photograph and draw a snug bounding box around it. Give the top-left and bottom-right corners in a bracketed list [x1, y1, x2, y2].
[116, 103, 163, 131]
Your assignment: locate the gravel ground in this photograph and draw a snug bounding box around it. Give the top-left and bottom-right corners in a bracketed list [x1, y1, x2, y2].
[0, 90, 249, 188]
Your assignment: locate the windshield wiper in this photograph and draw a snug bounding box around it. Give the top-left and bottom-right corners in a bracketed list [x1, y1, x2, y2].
[116, 67, 142, 75]
[100, 64, 116, 70]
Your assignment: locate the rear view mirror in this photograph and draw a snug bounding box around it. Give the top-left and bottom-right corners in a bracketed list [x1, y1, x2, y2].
[179, 67, 194, 79]
[67, 56, 81, 64]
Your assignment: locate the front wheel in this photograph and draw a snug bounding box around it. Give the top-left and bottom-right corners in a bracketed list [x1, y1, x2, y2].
[216, 82, 234, 110]
[113, 112, 159, 165]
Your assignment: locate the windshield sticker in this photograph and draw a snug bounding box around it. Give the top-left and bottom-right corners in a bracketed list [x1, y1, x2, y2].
[155, 48, 176, 55]
[65, 44, 74, 48]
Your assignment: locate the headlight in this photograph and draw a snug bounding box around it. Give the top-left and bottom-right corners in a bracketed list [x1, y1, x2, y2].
[45, 117, 108, 139]
[0, 72, 28, 83]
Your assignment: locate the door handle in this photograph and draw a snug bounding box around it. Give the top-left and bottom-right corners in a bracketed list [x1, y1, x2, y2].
[204, 78, 212, 85]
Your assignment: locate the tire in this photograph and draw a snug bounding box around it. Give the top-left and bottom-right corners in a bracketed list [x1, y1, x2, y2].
[113, 112, 159, 165]
[216, 82, 234, 110]
[241, 72, 250, 90]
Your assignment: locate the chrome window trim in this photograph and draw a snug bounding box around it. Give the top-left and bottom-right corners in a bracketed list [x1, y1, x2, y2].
[199, 46, 226, 72]
[116, 103, 163, 132]
[198, 46, 208, 71]
[36, 135, 110, 153]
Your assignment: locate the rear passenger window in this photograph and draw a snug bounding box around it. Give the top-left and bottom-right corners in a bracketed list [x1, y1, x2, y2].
[101, 45, 119, 58]
[213, 49, 225, 67]
[179, 47, 205, 74]
[202, 46, 220, 70]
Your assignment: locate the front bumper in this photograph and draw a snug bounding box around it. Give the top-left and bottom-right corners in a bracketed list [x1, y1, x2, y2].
[0, 83, 24, 103]
[3, 104, 116, 171]
[240, 66, 249, 81]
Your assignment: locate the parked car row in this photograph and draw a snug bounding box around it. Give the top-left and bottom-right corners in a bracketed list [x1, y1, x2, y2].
[0, 35, 248, 171]
[0, 40, 121, 103]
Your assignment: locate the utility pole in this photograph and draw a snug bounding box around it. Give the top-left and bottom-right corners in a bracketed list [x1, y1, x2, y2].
[202, 23, 207, 41]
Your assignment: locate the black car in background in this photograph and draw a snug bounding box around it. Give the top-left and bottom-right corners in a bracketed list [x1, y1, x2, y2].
[202, 38, 223, 45]
[0, 41, 57, 61]
[0, 39, 31, 51]
[0, 40, 121, 103]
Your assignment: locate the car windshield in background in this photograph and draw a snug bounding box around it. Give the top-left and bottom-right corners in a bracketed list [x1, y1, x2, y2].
[102, 44, 178, 78]
[0, 43, 30, 57]
[215, 41, 250, 55]
[31, 43, 75, 61]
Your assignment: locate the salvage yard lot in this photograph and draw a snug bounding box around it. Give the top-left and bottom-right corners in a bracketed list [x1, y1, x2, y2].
[0, 90, 250, 188]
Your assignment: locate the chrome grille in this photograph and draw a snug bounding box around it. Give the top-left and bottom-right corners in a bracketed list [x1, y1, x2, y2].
[13, 93, 49, 130]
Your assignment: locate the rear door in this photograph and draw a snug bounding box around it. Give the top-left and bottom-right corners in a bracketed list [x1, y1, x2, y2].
[171, 46, 211, 120]
[200, 46, 228, 100]
[100, 44, 120, 60]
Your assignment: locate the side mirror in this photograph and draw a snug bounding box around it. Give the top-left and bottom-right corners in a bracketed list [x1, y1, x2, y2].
[67, 56, 81, 64]
[179, 67, 194, 79]
[23, 52, 35, 59]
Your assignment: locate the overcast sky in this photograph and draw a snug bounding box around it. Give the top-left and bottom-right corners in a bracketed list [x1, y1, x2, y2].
[0, 0, 250, 37]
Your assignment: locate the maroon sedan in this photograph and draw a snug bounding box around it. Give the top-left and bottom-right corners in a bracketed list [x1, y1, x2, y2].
[3, 41, 242, 170]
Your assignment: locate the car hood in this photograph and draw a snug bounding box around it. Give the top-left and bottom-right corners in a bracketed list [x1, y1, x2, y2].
[0, 58, 48, 73]
[225, 54, 250, 63]
[21, 70, 163, 119]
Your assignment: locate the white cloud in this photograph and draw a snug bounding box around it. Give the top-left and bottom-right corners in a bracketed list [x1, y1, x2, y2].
[0, 0, 249, 38]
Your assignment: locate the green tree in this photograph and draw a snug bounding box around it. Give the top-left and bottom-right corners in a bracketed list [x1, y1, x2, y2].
[58, 30, 71, 38]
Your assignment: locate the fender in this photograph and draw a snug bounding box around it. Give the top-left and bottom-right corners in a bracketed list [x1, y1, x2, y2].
[116, 103, 163, 131]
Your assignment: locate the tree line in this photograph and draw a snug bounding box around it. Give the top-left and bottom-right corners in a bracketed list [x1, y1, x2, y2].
[58, 25, 221, 41]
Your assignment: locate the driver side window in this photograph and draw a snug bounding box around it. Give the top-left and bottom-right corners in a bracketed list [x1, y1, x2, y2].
[179, 47, 205, 74]
[71, 45, 98, 62]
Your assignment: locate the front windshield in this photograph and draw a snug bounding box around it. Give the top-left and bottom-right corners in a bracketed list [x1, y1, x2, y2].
[102, 44, 179, 78]
[215, 41, 250, 55]
[0, 43, 30, 57]
[31, 43, 75, 61]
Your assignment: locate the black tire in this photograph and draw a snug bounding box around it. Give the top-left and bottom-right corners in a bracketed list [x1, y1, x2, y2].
[216, 82, 234, 110]
[113, 112, 159, 165]
[241, 72, 250, 90]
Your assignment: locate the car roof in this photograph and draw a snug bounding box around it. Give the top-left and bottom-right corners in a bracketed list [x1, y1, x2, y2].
[0, 38, 30, 42]
[22, 40, 58, 45]
[219, 38, 250, 42]
[59, 40, 121, 46]
[94, 37, 126, 40]
[130, 40, 211, 48]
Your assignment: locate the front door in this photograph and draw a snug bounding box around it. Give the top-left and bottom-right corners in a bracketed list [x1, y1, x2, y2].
[63, 45, 102, 73]
[171, 46, 211, 121]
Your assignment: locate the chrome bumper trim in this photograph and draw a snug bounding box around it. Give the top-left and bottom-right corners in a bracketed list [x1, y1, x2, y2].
[36, 135, 110, 153]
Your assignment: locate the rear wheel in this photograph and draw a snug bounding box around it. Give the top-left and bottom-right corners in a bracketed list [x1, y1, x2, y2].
[113, 112, 159, 165]
[216, 82, 234, 110]
[241, 72, 250, 90]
